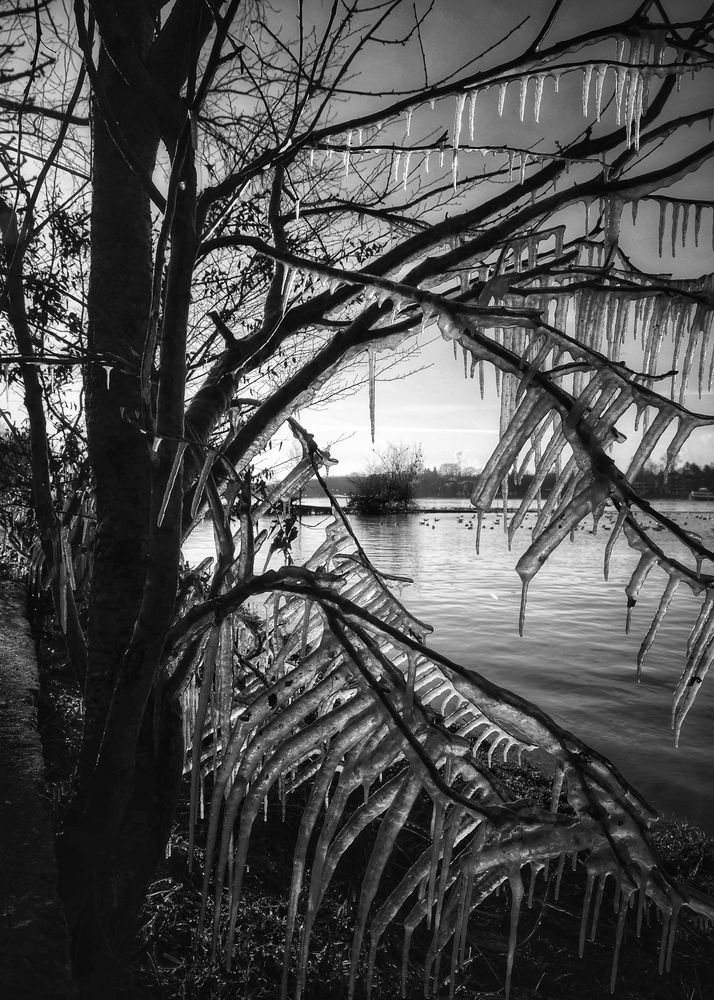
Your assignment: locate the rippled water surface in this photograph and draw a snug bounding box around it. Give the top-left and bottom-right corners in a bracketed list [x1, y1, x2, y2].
[184, 499, 714, 832]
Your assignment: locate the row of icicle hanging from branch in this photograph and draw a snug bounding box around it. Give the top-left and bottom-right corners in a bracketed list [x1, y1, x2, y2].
[432, 301, 714, 741]
[313, 31, 705, 194]
[375, 267, 714, 447]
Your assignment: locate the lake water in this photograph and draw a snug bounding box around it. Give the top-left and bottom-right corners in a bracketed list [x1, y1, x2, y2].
[184, 498, 714, 833]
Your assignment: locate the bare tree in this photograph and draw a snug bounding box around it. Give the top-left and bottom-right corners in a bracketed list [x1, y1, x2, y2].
[349, 442, 423, 512]
[1, 1, 714, 997]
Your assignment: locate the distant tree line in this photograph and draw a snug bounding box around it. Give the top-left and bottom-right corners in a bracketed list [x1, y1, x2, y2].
[635, 461, 714, 498]
[310, 460, 710, 509]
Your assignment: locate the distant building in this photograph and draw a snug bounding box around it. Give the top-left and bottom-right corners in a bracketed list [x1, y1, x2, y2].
[463, 466, 479, 476]
[438, 462, 460, 476]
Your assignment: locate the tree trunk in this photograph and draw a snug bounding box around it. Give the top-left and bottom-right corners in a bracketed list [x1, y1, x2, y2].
[57, 22, 185, 995]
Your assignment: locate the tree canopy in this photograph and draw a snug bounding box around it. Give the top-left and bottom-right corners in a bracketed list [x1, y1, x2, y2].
[1, 1, 714, 997]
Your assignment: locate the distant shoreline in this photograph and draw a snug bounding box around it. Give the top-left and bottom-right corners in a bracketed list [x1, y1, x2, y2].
[294, 498, 714, 516]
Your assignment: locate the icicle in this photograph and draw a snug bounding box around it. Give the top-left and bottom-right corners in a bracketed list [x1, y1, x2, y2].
[498, 81, 508, 116]
[681, 203, 690, 247]
[518, 579, 529, 637]
[624, 69, 636, 147]
[507, 150, 515, 182]
[615, 67, 626, 125]
[393, 150, 402, 182]
[519, 77, 528, 122]
[671, 200, 681, 257]
[633, 70, 644, 150]
[665, 416, 697, 475]
[519, 152, 529, 186]
[453, 92, 467, 148]
[533, 74, 545, 123]
[402, 150, 412, 191]
[678, 327, 698, 405]
[591, 874, 607, 941]
[367, 349, 376, 442]
[554, 853, 566, 900]
[594, 64, 607, 120]
[552, 70, 561, 94]
[103, 365, 112, 390]
[426, 802, 445, 929]
[152, 436, 163, 453]
[694, 203, 703, 245]
[658, 201, 667, 256]
[610, 894, 629, 993]
[309, 148, 315, 169]
[504, 870, 523, 1000]
[343, 149, 351, 177]
[405, 106, 414, 137]
[625, 549, 659, 635]
[582, 65, 593, 117]
[631, 199, 639, 226]
[452, 150, 458, 192]
[637, 576, 680, 680]
[468, 89, 478, 141]
[295, 198, 301, 221]
[579, 870, 596, 957]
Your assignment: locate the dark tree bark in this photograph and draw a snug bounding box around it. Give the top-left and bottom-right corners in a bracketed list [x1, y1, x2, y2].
[56, 7, 185, 994]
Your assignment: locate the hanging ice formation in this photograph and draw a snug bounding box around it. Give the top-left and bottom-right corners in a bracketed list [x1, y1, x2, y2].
[594, 63, 606, 120]
[368, 348, 376, 442]
[533, 74, 545, 123]
[468, 89, 478, 140]
[519, 152, 529, 186]
[402, 150, 412, 191]
[519, 77, 529, 122]
[581, 65, 593, 117]
[453, 92, 467, 149]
